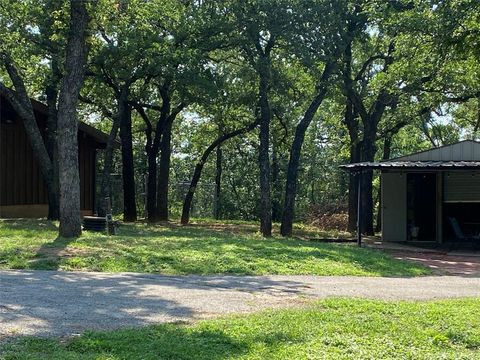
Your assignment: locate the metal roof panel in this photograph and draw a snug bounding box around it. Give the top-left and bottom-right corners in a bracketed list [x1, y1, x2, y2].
[340, 161, 480, 171]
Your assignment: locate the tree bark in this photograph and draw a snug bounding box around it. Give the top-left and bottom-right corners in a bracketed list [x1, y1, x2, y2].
[341, 37, 362, 233]
[145, 147, 158, 222]
[140, 105, 158, 223]
[356, 90, 391, 235]
[271, 144, 282, 222]
[347, 142, 361, 232]
[156, 121, 173, 221]
[118, 86, 137, 222]
[131, 82, 184, 223]
[132, 98, 184, 223]
[280, 62, 334, 236]
[344, 99, 361, 233]
[257, 55, 272, 237]
[57, 0, 90, 238]
[140, 87, 171, 223]
[181, 120, 259, 225]
[342, 36, 393, 235]
[214, 145, 222, 219]
[45, 80, 60, 220]
[98, 115, 120, 217]
[359, 124, 376, 235]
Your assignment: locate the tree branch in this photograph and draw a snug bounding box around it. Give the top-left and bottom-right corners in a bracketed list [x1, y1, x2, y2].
[79, 94, 115, 119]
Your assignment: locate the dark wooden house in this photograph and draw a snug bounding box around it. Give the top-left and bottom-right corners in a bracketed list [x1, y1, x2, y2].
[0, 94, 108, 218]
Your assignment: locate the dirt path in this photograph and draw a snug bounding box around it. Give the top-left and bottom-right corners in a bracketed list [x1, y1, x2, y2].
[389, 251, 480, 276]
[1, 270, 480, 339]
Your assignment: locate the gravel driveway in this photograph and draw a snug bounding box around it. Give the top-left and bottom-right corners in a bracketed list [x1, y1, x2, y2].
[1, 270, 480, 339]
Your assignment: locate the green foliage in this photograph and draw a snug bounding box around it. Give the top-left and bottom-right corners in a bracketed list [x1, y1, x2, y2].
[1, 0, 479, 223]
[3, 298, 480, 359]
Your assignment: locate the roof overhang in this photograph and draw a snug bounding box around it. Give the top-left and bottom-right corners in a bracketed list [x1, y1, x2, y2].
[78, 122, 110, 149]
[30, 97, 110, 149]
[1, 91, 111, 149]
[340, 161, 480, 172]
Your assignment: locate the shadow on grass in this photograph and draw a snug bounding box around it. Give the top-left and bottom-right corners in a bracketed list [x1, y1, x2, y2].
[0, 218, 58, 232]
[33, 236, 80, 270]
[71, 325, 251, 359]
[1, 219, 429, 276]
[3, 298, 480, 359]
[0, 219, 81, 271]
[92, 224, 428, 277]
[2, 324, 253, 359]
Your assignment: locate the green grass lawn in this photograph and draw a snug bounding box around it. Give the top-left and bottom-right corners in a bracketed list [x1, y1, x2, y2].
[0, 219, 429, 276]
[2, 298, 479, 359]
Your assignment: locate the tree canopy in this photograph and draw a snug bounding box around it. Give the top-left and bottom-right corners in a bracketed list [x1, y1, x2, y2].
[1, 0, 479, 237]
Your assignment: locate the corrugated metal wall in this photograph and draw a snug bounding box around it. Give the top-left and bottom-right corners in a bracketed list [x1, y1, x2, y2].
[444, 172, 480, 202]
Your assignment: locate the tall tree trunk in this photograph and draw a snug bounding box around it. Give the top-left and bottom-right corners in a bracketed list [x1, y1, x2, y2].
[133, 90, 183, 223]
[133, 91, 170, 223]
[180, 157, 206, 225]
[360, 124, 377, 236]
[342, 45, 391, 235]
[181, 120, 258, 225]
[156, 122, 172, 221]
[45, 82, 60, 220]
[214, 145, 222, 219]
[138, 107, 158, 223]
[271, 144, 281, 222]
[341, 37, 362, 233]
[347, 142, 361, 232]
[145, 146, 158, 222]
[118, 87, 137, 222]
[356, 92, 390, 235]
[258, 56, 272, 237]
[280, 63, 334, 236]
[57, 0, 90, 237]
[343, 98, 361, 233]
[98, 115, 120, 217]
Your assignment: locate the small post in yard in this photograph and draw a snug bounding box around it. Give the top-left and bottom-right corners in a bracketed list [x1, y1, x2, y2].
[357, 171, 362, 247]
[105, 197, 114, 236]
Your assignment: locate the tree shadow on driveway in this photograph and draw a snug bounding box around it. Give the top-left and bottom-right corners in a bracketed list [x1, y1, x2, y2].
[0, 270, 310, 342]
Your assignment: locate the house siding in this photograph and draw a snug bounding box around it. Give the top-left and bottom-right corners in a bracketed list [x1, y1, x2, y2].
[0, 95, 101, 218]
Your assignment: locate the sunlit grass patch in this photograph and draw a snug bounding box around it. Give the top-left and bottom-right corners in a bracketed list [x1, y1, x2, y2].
[0, 219, 429, 276]
[2, 298, 479, 359]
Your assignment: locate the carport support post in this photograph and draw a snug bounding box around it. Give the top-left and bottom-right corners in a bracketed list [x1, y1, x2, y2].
[357, 171, 362, 247]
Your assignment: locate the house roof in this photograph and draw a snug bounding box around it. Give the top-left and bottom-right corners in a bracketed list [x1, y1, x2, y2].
[1, 92, 109, 146]
[29, 96, 109, 146]
[393, 140, 480, 161]
[340, 140, 480, 172]
[340, 160, 480, 171]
